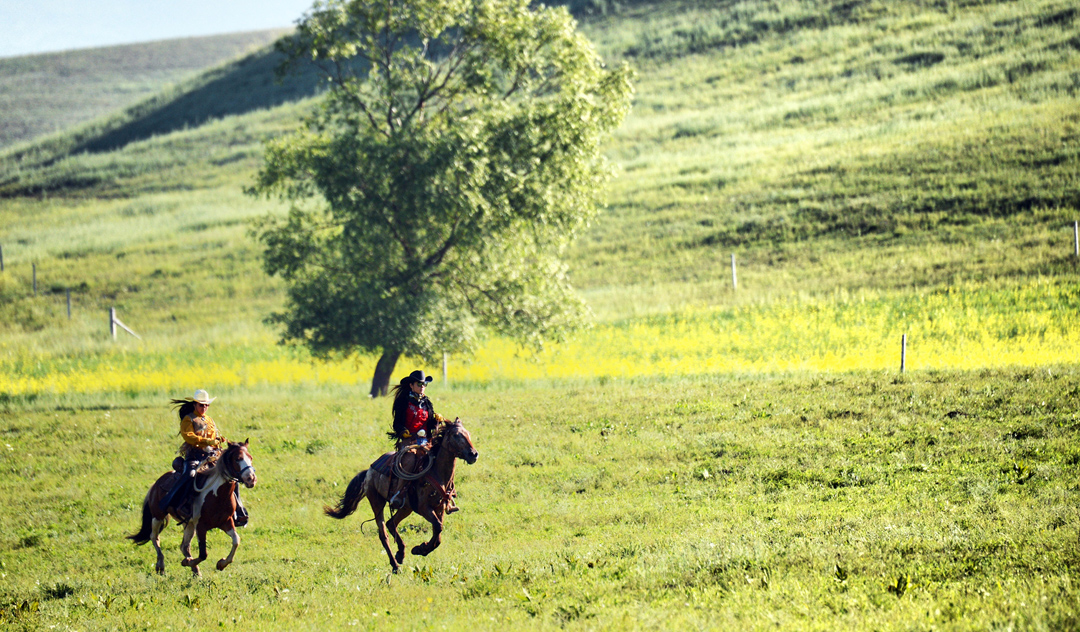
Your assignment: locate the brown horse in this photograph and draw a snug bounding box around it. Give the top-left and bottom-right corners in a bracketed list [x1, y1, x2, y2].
[325, 419, 478, 572]
[128, 441, 257, 576]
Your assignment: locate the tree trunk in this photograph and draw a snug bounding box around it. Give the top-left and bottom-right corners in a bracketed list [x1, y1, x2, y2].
[370, 349, 402, 397]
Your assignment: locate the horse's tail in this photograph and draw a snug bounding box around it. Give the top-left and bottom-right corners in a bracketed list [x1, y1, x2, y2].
[324, 470, 367, 519]
[127, 494, 153, 545]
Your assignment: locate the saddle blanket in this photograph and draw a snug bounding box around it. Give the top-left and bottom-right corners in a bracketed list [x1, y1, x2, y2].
[371, 452, 395, 477]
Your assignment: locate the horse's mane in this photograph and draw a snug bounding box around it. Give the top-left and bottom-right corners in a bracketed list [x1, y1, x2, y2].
[429, 420, 462, 454]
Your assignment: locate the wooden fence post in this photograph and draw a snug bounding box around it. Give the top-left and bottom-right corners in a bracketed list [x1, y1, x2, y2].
[109, 307, 141, 340]
[1074, 221, 1078, 258]
[0, 243, 4, 272]
[442, 352, 448, 387]
[731, 253, 737, 291]
[900, 334, 907, 373]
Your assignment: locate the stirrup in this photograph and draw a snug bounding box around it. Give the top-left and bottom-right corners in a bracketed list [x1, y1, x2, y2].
[389, 490, 406, 510]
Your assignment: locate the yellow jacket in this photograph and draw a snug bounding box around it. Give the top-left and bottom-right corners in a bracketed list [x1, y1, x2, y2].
[180, 413, 221, 452]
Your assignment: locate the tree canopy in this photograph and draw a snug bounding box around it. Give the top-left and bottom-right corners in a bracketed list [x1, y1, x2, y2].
[251, 0, 634, 396]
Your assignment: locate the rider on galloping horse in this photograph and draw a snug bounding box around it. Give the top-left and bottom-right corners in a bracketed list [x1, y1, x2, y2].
[387, 371, 458, 513]
[159, 389, 249, 526]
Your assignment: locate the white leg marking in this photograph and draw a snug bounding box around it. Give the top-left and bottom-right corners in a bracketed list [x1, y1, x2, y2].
[181, 521, 196, 559]
[217, 529, 240, 571]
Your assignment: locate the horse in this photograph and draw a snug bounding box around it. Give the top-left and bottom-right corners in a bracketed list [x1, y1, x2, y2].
[325, 419, 478, 573]
[127, 441, 257, 576]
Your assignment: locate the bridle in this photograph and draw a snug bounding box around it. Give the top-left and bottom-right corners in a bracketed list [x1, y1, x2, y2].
[222, 445, 255, 483]
[192, 445, 254, 494]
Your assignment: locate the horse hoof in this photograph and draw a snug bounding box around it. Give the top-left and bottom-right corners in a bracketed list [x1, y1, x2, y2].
[181, 558, 192, 567]
[411, 545, 428, 556]
[216, 559, 229, 571]
[395, 551, 405, 564]
[155, 566, 165, 575]
[192, 567, 202, 578]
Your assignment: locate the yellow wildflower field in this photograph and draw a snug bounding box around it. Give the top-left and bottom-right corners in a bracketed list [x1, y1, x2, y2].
[1, 279, 1076, 396]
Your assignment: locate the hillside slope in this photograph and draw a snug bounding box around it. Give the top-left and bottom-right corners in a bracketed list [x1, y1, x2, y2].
[581, 0, 1080, 295]
[0, 0, 1077, 365]
[0, 29, 291, 150]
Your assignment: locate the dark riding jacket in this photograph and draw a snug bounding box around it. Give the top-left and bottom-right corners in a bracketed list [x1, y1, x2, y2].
[392, 392, 442, 442]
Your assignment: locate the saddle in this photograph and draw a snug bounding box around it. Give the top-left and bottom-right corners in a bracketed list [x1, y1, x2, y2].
[170, 460, 216, 490]
[379, 448, 456, 513]
[165, 453, 222, 521]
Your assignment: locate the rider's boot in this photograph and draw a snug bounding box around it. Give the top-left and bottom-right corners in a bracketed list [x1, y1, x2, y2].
[233, 487, 249, 527]
[388, 477, 407, 510]
[159, 461, 191, 514]
[176, 467, 198, 523]
[176, 495, 193, 524]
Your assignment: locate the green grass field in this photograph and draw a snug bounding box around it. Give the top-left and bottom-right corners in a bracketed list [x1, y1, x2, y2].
[0, 0, 1078, 628]
[2, 369, 1079, 630]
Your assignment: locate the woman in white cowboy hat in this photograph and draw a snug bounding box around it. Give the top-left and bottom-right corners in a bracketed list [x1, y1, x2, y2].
[159, 389, 247, 525]
[178, 389, 221, 456]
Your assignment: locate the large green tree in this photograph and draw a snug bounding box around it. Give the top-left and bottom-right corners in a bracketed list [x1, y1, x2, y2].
[251, 0, 633, 396]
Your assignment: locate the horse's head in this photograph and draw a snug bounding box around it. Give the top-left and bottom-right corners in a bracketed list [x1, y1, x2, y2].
[441, 419, 478, 465]
[222, 440, 257, 488]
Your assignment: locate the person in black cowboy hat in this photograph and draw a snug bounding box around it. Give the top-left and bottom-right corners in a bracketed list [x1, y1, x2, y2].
[386, 370, 458, 512]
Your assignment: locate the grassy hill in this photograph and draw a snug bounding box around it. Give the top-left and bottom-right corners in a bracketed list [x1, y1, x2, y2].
[0, 29, 293, 151]
[0, 0, 1076, 327]
[1, 1, 1079, 630]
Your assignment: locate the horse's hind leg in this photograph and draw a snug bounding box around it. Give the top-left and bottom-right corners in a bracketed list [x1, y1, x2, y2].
[216, 524, 239, 571]
[151, 517, 168, 574]
[386, 507, 411, 565]
[370, 495, 406, 573]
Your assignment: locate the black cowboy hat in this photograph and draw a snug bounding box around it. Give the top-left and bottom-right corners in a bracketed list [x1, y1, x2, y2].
[406, 370, 434, 384]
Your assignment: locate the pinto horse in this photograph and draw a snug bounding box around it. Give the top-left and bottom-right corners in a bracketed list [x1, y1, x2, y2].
[325, 419, 478, 572]
[128, 441, 257, 576]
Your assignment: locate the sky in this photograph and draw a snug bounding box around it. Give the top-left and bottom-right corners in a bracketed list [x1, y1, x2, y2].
[0, 0, 316, 58]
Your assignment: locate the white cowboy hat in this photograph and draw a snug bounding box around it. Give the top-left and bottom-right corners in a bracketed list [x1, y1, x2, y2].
[192, 389, 216, 404]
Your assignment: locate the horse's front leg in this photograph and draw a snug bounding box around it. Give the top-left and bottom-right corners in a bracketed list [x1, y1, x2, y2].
[179, 520, 196, 564]
[182, 524, 208, 577]
[150, 517, 167, 574]
[410, 504, 443, 557]
[216, 523, 239, 571]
